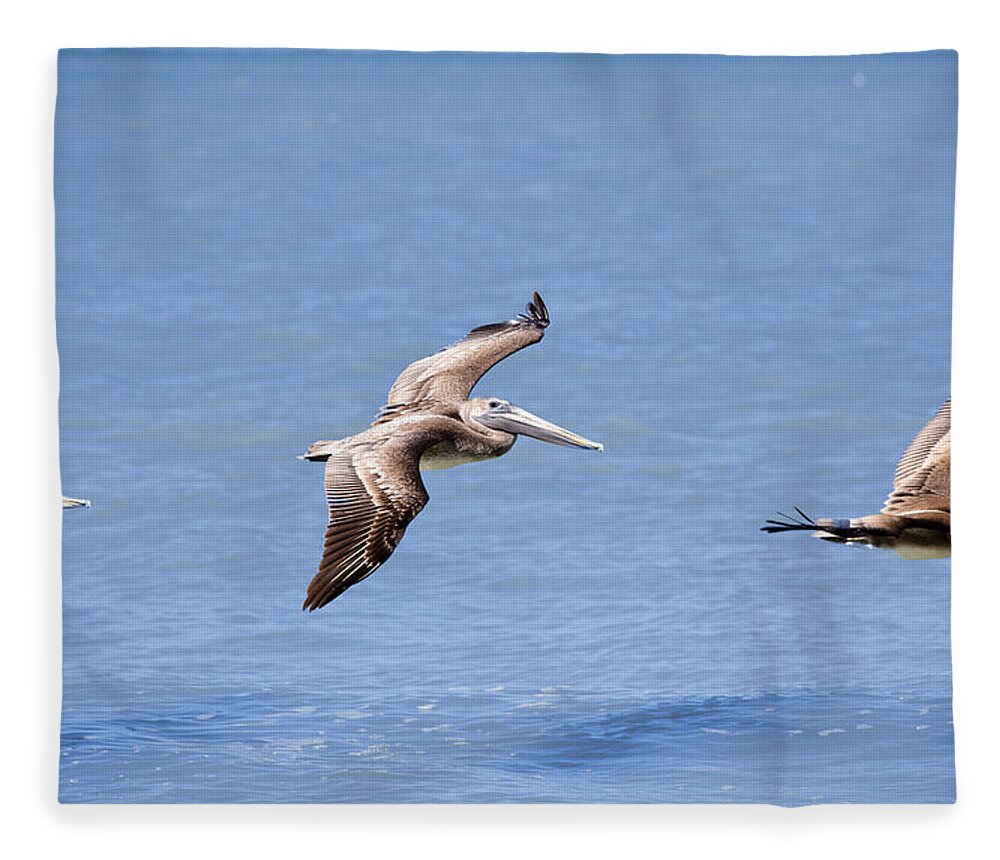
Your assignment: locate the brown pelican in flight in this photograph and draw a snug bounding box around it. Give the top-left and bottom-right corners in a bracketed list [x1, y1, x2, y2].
[762, 398, 950, 558]
[300, 293, 603, 610]
[62, 497, 91, 509]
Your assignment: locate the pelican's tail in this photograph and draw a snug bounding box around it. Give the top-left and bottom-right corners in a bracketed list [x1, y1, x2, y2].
[298, 440, 335, 462]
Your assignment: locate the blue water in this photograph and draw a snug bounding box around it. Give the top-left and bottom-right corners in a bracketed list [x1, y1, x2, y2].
[55, 49, 956, 804]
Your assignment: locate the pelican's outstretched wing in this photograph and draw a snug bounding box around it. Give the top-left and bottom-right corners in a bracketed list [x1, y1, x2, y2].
[883, 398, 951, 514]
[374, 293, 549, 423]
[304, 433, 433, 611]
[62, 496, 90, 509]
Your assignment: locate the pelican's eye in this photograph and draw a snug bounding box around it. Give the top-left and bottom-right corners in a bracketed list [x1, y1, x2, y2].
[488, 400, 501, 409]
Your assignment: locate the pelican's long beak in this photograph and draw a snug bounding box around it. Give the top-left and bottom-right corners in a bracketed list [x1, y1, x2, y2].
[484, 405, 603, 451]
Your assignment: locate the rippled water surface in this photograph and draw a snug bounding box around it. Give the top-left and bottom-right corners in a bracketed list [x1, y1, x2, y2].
[56, 49, 955, 803]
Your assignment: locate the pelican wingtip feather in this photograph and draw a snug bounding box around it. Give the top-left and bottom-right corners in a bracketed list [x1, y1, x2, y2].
[516, 291, 549, 327]
[761, 507, 816, 533]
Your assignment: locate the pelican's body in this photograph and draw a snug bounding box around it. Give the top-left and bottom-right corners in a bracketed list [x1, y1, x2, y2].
[418, 434, 513, 470]
[62, 496, 90, 509]
[763, 399, 950, 558]
[300, 294, 602, 610]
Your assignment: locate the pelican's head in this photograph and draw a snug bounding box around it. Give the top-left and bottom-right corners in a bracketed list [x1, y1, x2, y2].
[465, 397, 603, 451]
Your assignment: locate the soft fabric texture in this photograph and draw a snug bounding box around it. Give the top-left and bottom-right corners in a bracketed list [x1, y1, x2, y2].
[57, 49, 955, 804]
